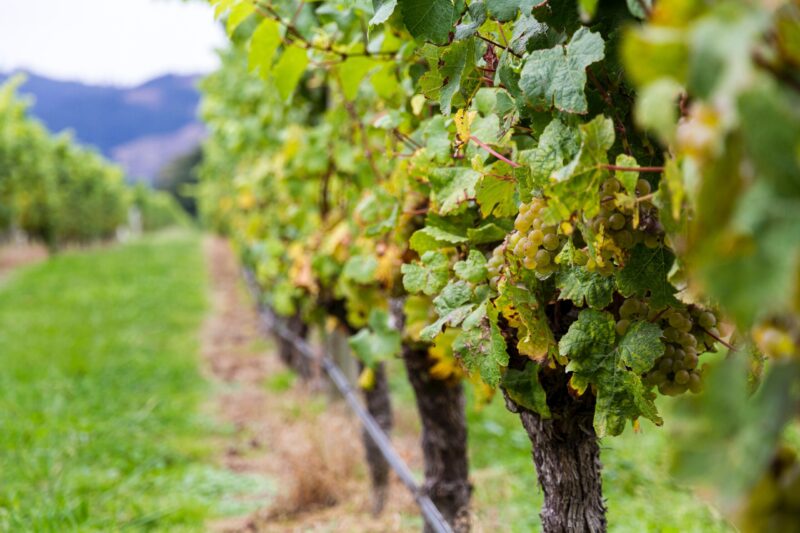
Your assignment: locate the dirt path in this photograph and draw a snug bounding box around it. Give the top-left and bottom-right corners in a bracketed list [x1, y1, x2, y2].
[202, 237, 421, 532]
[0, 241, 47, 279]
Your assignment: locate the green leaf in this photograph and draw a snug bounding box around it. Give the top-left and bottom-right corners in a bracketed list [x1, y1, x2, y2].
[409, 224, 468, 252]
[337, 56, 381, 100]
[453, 304, 509, 386]
[248, 19, 281, 79]
[476, 173, 517, 217]
[502, 362, 551, 417]
[401, 250, 449, 295]
[455, 0, 487, 40]
[519, 26, 605, 114]
[616, 244, 678, 309]
[454, 250, 489, 283]
[467, 222, 510, 244]
[420, 280, 477, 340]
[520, 117, 580, 189]
[399, 0, 455, 44]
[496, 282, 555, 361]
[486, 0, 535, 22]
[225, 0, 254, 36]
[342, 254, 378, 284]
[370, 0, 398, 26]
[349, 309, 402, 366]
[273, 45, 308, 100]
[556, 265, 614, 309]
[429, 167, 481, 214]
[560, 309, 664, 436]
[510, 14, 548, 55]
[419, 39, 477, 115]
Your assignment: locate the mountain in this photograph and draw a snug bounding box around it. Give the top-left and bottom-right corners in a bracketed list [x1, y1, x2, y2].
[0, 71, 205, 183]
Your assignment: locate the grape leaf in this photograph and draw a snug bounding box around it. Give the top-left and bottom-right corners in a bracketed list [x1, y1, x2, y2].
[273, 45, 308, 100]
[337, 57, 381, 100]
[519, 26, 605, 114]
[454, 250, 489, 282]
[520, 117, 580, 189]
[455, 0, 487, 40]
[420, 280, 477, 340]
[349, 309, 402, 366]
[616, 244, 678, 309]
[453, 303, 509, 386]
[476, 173, 517, 217]
[342, 254, 378, 284]
[409, 224, 468, 252]
[399, 0, 455, 44]
[419, 40, 477, 115]
[401, 250, 449, 295]
[429, 167, 481, 214]
[511, 14, 548, 55]
[556, 265, 614, 309]
[486, 0, 536, 22]
[225, 0, 254, 36]
[248, 19, 281, 79]
[495, 281, 555, 361]
[502, 362, 551, 417]
[560, 309, 664, 436]
[370, 0, 398, 26]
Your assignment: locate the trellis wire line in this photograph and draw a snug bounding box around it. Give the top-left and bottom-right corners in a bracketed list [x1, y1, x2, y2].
[242, 268, 454, 533]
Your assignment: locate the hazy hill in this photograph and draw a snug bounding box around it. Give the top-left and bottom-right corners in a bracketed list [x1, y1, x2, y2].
[0, 71, 205, 183]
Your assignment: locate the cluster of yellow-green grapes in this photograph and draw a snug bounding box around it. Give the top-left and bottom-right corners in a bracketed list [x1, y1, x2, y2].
[617, 298, 721, 395]
[506, 198, 565, 277]
[583, 177, 659, 276]
[487, 244, 505, 289]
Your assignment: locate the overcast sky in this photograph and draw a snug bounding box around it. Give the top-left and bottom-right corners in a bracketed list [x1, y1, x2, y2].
[0, 0, 226, 86]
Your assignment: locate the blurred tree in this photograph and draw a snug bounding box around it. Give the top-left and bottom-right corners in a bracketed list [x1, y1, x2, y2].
[155, 146, 202, 217]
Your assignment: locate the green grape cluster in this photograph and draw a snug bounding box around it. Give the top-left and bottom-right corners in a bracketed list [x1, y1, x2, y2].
[584, 177, 660, 277]
[508, 198, 564, 277]
[622, 301, 722, 396]
[487, 244, 505, 288]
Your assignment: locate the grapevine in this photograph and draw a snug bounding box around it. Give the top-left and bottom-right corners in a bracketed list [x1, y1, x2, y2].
[199, 0, 800, 531]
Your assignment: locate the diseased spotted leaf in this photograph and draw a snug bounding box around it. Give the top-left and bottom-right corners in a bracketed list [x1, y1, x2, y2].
[399, 0, 455, 44]
[556, 265, 614, 309]
[401, 250, 449, 295]
[519, 26, 605, 114]
[502, 362, 551, 417]
[616, 244, 678, 308]
[560, 310, 664, 436]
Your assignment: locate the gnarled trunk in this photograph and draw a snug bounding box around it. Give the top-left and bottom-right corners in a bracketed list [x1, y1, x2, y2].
[276, 313, 312, 380]
[392, 299, 471, 532]
[504, 375, 606, 533]
[358, 360, 393, 515]
[402, 344, 471, 532]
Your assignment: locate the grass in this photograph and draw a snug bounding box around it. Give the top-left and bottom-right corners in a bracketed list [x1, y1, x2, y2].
[386, 358, 732, 532]
[0, 232, 262, 532]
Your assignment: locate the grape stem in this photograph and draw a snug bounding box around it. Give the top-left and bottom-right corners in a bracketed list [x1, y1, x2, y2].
[469, 136, 521, 168]
[700, 326, 735, 350]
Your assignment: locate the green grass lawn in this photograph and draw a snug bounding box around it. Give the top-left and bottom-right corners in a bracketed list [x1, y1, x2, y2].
[0, 232, 260, 532]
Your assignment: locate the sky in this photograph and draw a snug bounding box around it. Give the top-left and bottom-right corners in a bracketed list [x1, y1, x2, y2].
[0, 0, 227, 86]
